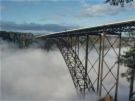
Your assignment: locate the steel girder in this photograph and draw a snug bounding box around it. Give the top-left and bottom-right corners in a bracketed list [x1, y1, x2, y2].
[50, 32, 121, 101]
[47, 31, 121, 101]
[35, 20, 135, 100]
[36, 20, 135, 39]
[54, 38, 95, 96]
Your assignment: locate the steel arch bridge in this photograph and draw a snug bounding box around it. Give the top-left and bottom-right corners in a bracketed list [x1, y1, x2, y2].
[36, 20, 135, 101]
[1, 20, 134, 101]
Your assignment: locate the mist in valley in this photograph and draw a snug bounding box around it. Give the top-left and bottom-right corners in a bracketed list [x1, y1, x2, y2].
[0, 39, 133, 101]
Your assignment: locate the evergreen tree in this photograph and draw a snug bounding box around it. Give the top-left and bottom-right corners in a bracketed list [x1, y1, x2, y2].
[120, 32, 135, 100]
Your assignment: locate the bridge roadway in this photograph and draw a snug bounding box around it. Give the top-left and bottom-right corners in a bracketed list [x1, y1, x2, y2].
[36, 19, 135, 39]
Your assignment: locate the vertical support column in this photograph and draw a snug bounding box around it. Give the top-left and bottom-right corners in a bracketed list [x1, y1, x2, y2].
[74, 36, 77, 84]
[67, 36, 70, 50]
[114, 33, 121, 101]
[129, 69, 135, 100]
[77, 36, 79, 56]
[99, 33, 105, 98]
[84, 34, 89, 95]
[70, 36, 72, 48]
[97, 35, 102, 94]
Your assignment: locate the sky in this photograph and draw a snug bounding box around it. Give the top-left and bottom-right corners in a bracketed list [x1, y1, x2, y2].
[0, 0, 135, 33]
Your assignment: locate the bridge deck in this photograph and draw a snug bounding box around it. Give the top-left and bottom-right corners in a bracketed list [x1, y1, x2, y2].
[36, 19, 135, 39]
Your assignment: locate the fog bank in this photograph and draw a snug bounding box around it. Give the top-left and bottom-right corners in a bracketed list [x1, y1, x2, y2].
[0, 40, 133, 101]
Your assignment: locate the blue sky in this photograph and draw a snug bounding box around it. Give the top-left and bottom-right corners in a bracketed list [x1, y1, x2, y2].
[0, 0, 135, 33]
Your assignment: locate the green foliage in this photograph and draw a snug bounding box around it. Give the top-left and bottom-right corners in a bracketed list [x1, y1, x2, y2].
[0, 31, 34, 48]
[105, 0, 134, 6]
[120, 44, 135, 83]
[119, 31, 135, 82]
[130, 97, 135, 101]
[120, 45, 135, 69]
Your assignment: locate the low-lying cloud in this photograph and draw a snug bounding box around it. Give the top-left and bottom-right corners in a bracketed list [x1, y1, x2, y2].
[0, 40, 98, 101]
[0, 40, 76, 101]
[0, 39, 132, 101]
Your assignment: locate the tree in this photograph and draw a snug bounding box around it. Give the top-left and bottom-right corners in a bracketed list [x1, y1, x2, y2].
[105, 0, 134, 6]
[120, 32, 135, 100]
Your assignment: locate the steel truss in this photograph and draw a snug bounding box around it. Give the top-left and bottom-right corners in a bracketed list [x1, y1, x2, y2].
[53, 38, 95, 96]
[36, 20, 135, 101]
[49, 32, 121, 101]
